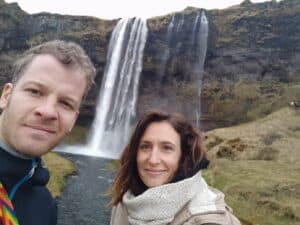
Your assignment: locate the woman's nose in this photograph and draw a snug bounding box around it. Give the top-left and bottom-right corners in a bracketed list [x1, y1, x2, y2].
[148, 148, 160, 165]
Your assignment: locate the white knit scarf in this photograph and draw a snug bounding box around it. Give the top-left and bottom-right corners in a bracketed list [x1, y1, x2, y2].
[122, 171, 217, 225]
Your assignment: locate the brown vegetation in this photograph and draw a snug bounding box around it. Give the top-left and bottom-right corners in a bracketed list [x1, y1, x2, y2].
[203, 107, 300, 225]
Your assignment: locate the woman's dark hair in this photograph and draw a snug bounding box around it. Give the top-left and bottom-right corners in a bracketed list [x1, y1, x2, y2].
[109, 110, 209, 205]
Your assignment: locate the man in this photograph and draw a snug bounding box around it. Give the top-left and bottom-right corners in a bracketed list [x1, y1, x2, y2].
[0, 40, 96, 225]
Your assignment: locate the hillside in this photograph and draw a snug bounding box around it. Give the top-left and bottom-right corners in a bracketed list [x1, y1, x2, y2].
[203, 106, 300, 225]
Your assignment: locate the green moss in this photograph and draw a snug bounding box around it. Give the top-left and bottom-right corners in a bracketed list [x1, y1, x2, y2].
[44, 152, 76, 198]
[62, 125, 89, 145]
[201, 80, 300, 127]
[203, 159, 300, 225]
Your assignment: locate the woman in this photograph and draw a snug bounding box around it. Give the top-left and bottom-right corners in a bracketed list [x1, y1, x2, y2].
[109, 111, 240, 225]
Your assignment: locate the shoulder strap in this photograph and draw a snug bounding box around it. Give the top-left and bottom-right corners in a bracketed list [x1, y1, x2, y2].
[0, 182, 20, 225]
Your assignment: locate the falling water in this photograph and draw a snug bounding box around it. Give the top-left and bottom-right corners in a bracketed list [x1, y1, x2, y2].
[175, 14, 185, 55]
[176, 14, 185, 33]
[156, 10, 208, 127]
[194, 11, 209, 128]
[55, 18, 147, 159]
[191, 12, 200, 46]
[87, 18, 148, 159]
[158, 14, 185, 81]
[159, 15, 175, 80]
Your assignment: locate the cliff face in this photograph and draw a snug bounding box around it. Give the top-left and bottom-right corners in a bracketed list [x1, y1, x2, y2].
[200, 0, 300, 128]
[0, 1, 117, 122]
[142, 0, 300, 129]
[0, 0, 299, 129]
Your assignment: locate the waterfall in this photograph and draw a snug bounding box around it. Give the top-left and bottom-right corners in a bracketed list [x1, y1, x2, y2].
[159, 15, 175, 81]
[156, 10, 208, 128]
[191, 12, 200, 46]
[86, 18, 148, 159]
[56, 13, 207, 158]
[175, 14, 185, 55]
[193, 11, 209, 128]
[158, 14, 186, 78]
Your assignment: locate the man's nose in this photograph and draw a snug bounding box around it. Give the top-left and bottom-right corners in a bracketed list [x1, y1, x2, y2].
[34, 97, 58, 120]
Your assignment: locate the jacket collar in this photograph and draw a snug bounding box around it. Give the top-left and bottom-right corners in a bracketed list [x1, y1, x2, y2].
[0, 146, 50, 191]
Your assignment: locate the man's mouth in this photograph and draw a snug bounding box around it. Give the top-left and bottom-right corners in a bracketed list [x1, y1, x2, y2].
[24, 124, 56, 134]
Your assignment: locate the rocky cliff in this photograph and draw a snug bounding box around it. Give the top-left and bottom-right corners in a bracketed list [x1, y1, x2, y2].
[0, 0, 299, 129]
[144, 0, 300, 129]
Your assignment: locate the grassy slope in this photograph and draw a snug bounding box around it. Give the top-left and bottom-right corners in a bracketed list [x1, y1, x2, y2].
[43, 152, 76, 198]
[203, 107, 300, 225]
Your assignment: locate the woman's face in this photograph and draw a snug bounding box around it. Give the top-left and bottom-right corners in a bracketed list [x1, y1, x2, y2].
[137, 121, 181, 188]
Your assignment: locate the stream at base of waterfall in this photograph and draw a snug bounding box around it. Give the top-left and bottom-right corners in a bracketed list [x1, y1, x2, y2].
[56, 153, 114, 225]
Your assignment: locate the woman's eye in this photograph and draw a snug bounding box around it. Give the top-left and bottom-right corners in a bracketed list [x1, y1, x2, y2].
[139, 144, 150, 151]
[162, 145, 173, 151]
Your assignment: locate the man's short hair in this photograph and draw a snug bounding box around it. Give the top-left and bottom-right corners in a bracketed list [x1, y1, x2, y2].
[12, 40, 96, 100]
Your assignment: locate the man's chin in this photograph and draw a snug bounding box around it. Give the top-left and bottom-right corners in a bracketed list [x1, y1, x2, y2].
[17, 144, 54, 157]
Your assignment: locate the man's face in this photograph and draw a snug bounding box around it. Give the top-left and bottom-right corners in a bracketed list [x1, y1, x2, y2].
[0, 54, 87, 157]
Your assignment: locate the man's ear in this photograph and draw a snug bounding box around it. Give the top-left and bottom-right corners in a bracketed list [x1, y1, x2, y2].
[0, 83, 13, 109]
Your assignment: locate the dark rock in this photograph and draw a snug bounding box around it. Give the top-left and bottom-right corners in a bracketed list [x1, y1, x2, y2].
[0, 0, 299, 130]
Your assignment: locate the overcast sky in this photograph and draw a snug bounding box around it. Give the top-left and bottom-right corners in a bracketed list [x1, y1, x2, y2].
[5, 0, 278, 19]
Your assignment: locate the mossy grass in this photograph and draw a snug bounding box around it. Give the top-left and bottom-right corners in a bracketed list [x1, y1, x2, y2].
[204, 107, 300, 225]
[43, 152, 76, 198]
[62, 125, 89, 145]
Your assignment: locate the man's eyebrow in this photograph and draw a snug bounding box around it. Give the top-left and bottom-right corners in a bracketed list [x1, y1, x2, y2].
[20, 81, 44, 87]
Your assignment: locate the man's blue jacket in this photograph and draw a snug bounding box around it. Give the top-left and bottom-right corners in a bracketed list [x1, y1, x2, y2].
[0, 146, 57, 225]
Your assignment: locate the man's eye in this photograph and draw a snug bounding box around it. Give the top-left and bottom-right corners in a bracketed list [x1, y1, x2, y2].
[26, 88, 41, 96]
[60, 101, 74, 110]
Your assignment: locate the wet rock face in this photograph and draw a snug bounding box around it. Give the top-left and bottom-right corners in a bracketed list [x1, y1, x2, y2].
[0, 0, 299, 129]
[141, 0, 300, 129]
